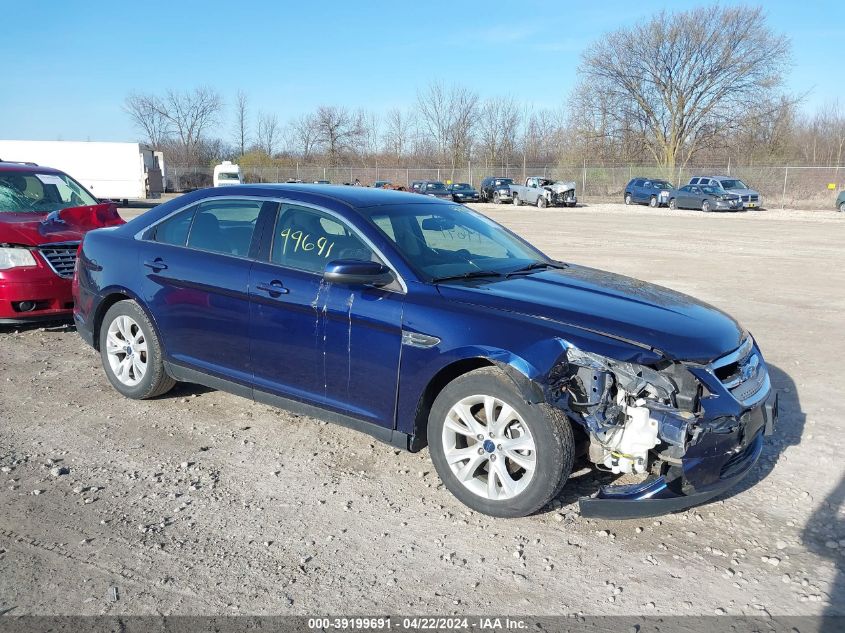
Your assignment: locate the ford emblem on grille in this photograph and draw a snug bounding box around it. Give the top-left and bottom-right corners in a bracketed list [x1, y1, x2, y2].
[741, 354, 759, 381]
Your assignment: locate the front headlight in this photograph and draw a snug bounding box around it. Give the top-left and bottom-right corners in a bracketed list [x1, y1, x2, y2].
[0, 247, 37, 270]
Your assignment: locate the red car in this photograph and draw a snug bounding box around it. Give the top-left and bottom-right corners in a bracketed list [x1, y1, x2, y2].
[0, 161, 124, 325]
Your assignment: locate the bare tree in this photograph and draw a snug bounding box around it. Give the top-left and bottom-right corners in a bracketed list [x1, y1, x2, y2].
[284, 113, 319, 161]
[313, 106, 364, 165]
[256, 111, 280, 157]
[447, 87, 479, 172]
[416, 82, 478, 168]
[382, 108, 413, 161]
[574, 5, 791, 167]
[124, 92, 171, 149]
[233, 91, 249, 157]
[477, 97, 521, 165]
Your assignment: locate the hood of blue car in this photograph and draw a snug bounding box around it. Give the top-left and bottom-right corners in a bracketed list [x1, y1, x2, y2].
[437, 264, 744, 363]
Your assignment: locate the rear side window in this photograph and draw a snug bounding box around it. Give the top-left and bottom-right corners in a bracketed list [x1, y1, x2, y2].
[186, 200, 263, 257]
[153, 207, 196, 246]
[689, 178, 699, 185]
[271, 205, 376, 274]
[633, 179, 644, 187]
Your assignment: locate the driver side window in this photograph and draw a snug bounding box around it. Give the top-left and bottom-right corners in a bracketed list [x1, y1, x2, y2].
[271, 205, 377, 274]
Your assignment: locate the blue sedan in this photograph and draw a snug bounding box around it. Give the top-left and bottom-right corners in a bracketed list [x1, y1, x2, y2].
[73, 185, 777, 518]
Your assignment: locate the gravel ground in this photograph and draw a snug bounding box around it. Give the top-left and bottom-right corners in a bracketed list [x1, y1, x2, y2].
[0, 201, 843, 616]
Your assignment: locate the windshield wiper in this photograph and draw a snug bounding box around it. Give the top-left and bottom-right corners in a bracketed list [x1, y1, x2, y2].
[431, 270, 504, 283]
[506, 261, 568, 277]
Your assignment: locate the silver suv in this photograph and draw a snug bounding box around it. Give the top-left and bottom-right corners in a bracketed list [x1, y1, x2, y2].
[689, 176, 761, 209]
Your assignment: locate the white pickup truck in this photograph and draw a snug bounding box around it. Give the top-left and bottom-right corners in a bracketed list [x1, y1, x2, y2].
[508, 176, 577, 208]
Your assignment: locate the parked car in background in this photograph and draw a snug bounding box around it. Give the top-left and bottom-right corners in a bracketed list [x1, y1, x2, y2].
[668, 184, 743, 212]
[313, 180, 331, 184]
[447, 182, 480, 203]
[689, 176, 761, 209]
[74, 184, 776, 519]
[0, 161, 124, 324]
[624, 178, 674, 207]
[413, 180, 453, 201]
[836, 189, 845, 213]
[373, 180, 392, 189]
[508, 177, 577, 208]
[213, 161, 242, 187]
[479, 177, 514, 204]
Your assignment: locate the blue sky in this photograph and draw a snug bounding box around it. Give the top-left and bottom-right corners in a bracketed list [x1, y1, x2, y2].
[2, 0, 843, 143]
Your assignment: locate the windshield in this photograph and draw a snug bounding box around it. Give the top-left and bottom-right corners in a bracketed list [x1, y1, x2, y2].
[425, 182, 448, 192]
[362, 203, 548, 281]
[218, 172, 240, 181]
[700, 185, 726, 195]
[718, 179, 747, 189]
[0, 171, 98, 213]
[451, 183, 471, 190]
[493, 179, 513, 187]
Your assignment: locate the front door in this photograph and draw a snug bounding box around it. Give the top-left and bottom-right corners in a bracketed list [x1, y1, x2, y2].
[250, 203, 404, 428]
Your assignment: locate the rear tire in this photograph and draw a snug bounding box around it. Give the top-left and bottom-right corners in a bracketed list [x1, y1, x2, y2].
[624, 193, 632, 205]
[513, 194, 521, 206]
[839, 202, 845, 213]
[427, 367, 574, 518]
[99, 300, 176, 399]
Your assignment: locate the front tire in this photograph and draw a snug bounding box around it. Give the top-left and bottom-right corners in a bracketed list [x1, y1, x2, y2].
[839, 202, 845, 213]
[649, 196, 658, 207]
[493, 192, 501, 204]
[427, 368, 574, 518]
[99, 300, 176, 399]
[536, 196, 547, 208]
[669, 198, 678, 210]
[702, 200, 712, 213]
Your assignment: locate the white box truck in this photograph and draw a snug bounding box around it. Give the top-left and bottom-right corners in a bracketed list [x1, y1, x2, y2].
[0, 140, 164, 202]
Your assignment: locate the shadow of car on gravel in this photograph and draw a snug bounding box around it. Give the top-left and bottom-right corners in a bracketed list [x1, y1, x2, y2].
[802, 474, 845, 627]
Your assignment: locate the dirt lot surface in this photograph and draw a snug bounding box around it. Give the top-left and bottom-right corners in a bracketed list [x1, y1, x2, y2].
[1, 201, 843, 617]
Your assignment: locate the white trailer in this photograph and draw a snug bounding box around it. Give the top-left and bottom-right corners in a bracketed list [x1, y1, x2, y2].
[0, 140, 164, 202]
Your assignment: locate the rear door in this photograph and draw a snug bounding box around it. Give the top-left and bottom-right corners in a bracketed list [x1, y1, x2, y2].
[139, 197, 274, 383]
[675, 185, 692, 208]
[631, 179, 645, 202]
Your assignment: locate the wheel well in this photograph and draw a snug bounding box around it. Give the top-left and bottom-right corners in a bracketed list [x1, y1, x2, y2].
[410, 357, 494, 450]
[92, 292, 131, 350]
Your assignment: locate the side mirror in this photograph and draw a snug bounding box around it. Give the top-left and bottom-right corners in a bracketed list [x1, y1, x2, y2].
[324, 259, 394, 287]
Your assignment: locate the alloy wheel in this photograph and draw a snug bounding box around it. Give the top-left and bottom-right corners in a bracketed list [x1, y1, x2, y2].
[105, 315, 148, 386]
[441, 394, 536, 501]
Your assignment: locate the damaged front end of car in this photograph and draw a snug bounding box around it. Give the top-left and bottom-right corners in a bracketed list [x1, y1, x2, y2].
[543, 338, 778, 518]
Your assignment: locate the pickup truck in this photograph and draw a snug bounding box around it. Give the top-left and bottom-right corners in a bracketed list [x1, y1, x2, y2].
[508, 177, 577, 208]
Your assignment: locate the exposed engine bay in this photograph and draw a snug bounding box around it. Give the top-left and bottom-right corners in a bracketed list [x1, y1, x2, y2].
[547, 347, 702, 475]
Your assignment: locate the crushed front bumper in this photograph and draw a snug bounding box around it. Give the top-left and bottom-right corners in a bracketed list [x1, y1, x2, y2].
[579, 389, 778, 519]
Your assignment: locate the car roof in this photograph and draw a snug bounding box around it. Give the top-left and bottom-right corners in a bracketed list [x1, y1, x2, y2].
[0, 161, 64, 175]
[224, 183, 449, 209]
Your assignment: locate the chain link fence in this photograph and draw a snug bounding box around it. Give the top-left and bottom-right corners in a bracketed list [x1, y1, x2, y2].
[166, 164, 845, 210]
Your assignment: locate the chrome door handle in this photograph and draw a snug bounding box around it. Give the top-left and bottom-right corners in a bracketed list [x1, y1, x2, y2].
[256, 280, 289, 297]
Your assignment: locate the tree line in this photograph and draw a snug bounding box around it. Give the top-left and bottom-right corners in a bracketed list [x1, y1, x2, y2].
[125, 5, 845, 171]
